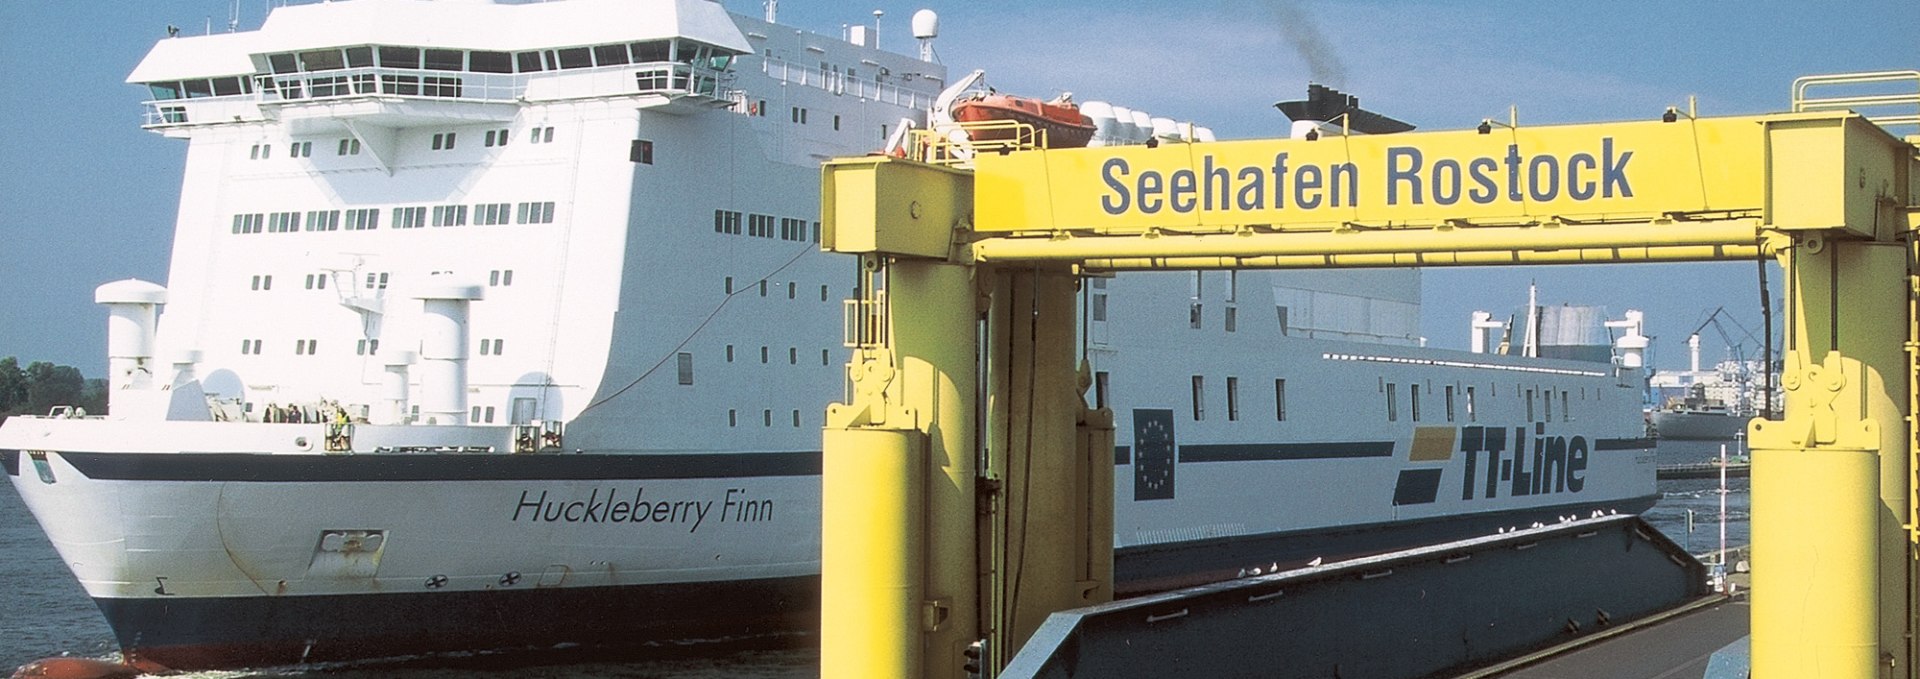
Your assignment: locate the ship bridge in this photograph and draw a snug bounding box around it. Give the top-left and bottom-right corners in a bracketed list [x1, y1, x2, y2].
[129, 0, 751, 141]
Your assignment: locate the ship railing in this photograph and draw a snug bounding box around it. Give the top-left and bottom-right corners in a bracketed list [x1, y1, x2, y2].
[760, 57, 936, 110]
[1792, 70, 1920, 134]
[511, 421, 565, 453]
[908, 120, 1047, 167]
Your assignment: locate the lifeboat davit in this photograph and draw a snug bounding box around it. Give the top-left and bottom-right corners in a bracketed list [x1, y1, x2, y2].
[951, 92, 1096, 148]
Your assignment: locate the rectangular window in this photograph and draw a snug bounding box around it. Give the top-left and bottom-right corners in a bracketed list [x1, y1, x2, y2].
[1274, 378, 1287, 421]
[345, 208, 379, 231]
[392, 206, 427, 229]
[337, 138, 361, 155]
[1526, 388, 1536, 421]
[1562, 390, 1571, 421]
[1277, 306, 1290, 335]
[1466, 386, 1477, 422]
[422, 49, 464, 71]
[1189, 302, 1203, 329]
[1445, 385, 1457, 422]
[793, 410, 802, 427]
[788, 347, 798, 364]
[515, 51, 545, 73]
[1544, 386, 1554, 421]
[268, 211, 301, 233]
[431, 132, 457, 150]
[593, 43, 629, 66]
[556, 47, 593, 69]
[485, 129, 510, 147]
[432, 204, 468, 227]
[1095, 371, 1110, 410]
[1226, 376, 1240, 421]
[469, 50, 512, 73]
[758, 280, 768, 297]
[630, 139, 653, 164]
[289, 141, 312, 158]
[231, 213, 264, 234]
[763, 409, 773, 427]
[787, 282, 796, 299]
[514, 201, 556, 224]
[1224, 306, 1237, 332]
[421, 74, 463, 97]
[474, 203, 511, 225]
[761, 346, 769, 363]
[1386, 383, 1398, 422]
[728, 409, 737, 427]
[378, 46, 421, 69]
[299, 49, 345, 72]
[1191, 375, 1206, 421]
[364, 272, 390, 289]
[676, 352, 694, 385]
[1410, 384, 1421, 422]
[304, 210, 340, 232]
[725, 345, 735, 362]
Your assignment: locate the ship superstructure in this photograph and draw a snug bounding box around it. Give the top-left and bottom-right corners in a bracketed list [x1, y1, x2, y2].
[5, 0, 1657, 669]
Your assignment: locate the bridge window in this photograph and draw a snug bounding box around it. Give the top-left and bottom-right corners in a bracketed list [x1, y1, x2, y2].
[593, 44, 629, 66]
[515, 51, 545, 73]
[211, 77, 246, 96]
[423, 49, 464, 71]
[345, 46, 373, 68]
[469, 50, 512, 74]
[149, 81, 184, 100]
[268, 53, 298, 74]
[557, 47, 593, 70]
[300, 49, 345, 72]
[631, 41, 670, 63]
[378, 46, 421, 69]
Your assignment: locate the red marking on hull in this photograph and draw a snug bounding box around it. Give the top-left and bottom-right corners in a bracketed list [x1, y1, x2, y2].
[10, 658, 147, 679]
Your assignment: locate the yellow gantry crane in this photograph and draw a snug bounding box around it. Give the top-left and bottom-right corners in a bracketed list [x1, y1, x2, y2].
[819, 72, 1920, 678]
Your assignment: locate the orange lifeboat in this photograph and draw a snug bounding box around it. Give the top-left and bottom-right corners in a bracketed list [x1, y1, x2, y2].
[951, 92, 1096, 148]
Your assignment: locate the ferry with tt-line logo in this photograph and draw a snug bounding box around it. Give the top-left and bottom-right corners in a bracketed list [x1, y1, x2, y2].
[2, 0, 1656, 671]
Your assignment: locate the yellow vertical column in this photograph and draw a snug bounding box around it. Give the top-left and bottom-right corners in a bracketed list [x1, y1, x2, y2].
[1751, 238, 1909, 678]
[981, 267, 1112, 671]
[822, 259, 979, 679]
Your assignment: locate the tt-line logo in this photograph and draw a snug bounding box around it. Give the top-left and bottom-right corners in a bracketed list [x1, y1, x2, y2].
[1459, 423, 1590, 501]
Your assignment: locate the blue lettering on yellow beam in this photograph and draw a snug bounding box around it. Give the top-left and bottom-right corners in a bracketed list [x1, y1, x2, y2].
[1094, 138, 1634, 217]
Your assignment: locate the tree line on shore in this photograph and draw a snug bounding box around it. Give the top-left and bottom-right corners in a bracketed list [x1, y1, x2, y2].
[0, 357, 108, 421]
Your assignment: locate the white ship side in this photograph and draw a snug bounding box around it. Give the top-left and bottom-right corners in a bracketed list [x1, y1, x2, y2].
[3, 0, 1657, 670]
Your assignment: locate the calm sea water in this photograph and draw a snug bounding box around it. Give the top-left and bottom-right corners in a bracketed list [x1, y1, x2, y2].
[2, 438, 1750, 676]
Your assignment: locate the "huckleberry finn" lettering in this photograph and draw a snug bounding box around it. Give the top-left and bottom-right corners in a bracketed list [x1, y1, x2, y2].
[510, 487, 774, 533]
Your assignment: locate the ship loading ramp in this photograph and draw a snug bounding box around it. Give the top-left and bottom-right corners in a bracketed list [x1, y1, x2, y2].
[817, 70, 1919, 679]
[999, 514, 1713, 679]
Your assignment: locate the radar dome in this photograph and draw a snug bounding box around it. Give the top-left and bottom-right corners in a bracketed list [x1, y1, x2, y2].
[911, 10, 939, 39]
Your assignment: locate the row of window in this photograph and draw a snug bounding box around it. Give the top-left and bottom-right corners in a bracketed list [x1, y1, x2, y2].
[1175, 375, 1291, 423]
[1377, 382, 1579, 424]
[723, 345, 836, 367]
[233, 337, 508, 357]
[724, 277, 836, 302]
[727, 408, 814, 428]
[253, 39, 736, 79]
[714, 209, 820, 243]
[246, 128, 555, 163]
[231, 202, 555, 234]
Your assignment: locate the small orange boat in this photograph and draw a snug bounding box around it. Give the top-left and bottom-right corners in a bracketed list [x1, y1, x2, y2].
[951, 92, 1096, 148]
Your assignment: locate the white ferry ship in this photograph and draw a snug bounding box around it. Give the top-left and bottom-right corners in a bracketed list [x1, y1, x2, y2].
[2, 0, 1657, 670]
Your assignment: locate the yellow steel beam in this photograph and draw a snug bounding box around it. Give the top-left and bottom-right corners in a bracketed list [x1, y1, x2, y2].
[972, 220, 1765, 264]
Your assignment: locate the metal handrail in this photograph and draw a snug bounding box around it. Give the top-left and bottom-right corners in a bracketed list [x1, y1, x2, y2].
[1792, 70, 1920, 129]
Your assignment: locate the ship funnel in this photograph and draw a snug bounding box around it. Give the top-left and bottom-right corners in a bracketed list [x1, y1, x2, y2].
[1469, 311, 1503, 354]
[95, 279, 168, 413]
[413, 280, 484, 425]
[1687, 333, 1701, 373]
[1605, 310, 1649, 370]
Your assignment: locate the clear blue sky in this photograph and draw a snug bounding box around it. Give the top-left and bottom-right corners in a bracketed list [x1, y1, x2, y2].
[0, 0, 1913, 376]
